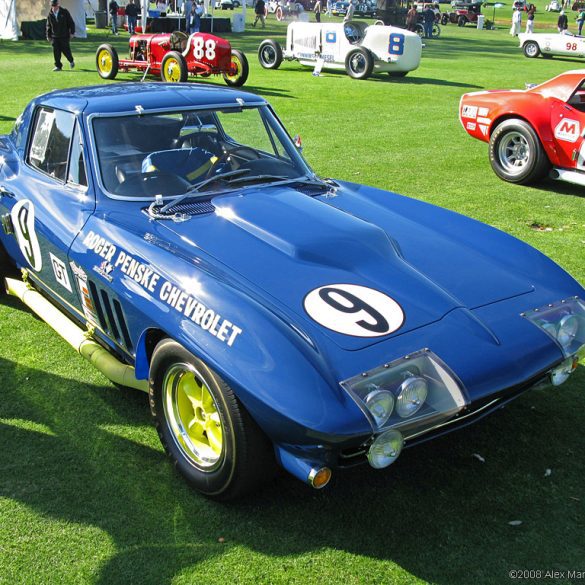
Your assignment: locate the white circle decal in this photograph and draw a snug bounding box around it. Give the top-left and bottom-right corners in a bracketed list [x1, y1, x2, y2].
[303, 284, 404, 338]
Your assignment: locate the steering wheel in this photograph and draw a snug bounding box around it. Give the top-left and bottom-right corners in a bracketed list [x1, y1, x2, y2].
[344, 23, 362, 44]
[205, 146, 261, 178]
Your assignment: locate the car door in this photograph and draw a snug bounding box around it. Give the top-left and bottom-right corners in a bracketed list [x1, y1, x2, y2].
[1, 105, 95, 315]
[549, 82, 585, 170]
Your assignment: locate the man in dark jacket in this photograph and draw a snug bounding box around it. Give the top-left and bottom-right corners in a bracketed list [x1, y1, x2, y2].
[125, 0, 140, 34]
[46, 0, 75, 71]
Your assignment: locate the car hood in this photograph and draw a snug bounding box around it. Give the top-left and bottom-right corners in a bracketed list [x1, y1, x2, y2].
[159, 181, 535, 351]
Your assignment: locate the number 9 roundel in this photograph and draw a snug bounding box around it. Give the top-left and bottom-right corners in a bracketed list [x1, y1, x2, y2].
[303, 284, 404, 337]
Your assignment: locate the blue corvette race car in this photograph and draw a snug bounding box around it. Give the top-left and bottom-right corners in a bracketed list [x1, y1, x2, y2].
[0, 83, 584, 499]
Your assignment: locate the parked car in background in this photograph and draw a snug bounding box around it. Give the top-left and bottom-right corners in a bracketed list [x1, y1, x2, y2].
[96, 31, 249, 87]
[332, 1, 349, 15]
[460, 70, 585, 187]
[258, 21, 422, 79]
[519, 31, 585, 59]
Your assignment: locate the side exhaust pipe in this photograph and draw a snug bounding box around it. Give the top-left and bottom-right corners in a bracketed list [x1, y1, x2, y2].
[5, 275, 148, 393]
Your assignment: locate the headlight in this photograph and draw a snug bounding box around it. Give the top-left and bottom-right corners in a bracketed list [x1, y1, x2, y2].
[364, 389, 394, 427]
[396, 376, 428, 418]
[523, 297, 585, 357]
[367, 429, 403, 469]
[341, 349, 468, 438]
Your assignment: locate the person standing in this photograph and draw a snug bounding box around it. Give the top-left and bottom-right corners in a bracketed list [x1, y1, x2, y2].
[109, 0, 120, 34]
[406, 3, 418, 32]
[187, 2, 202, 32]
[423, 4, 434, 37]
[557, 9, 568, 32]
[325, 0, 332, 16]
[510, 7, 521, 36]
[577, 7, 585, 35]
[125, 0, 140, 34]
[252, 0, 266, 27]
[46, 0, 75, 71]
[314, 0, 321, 21]
[343, 0, 355, 22]
[525, 5, 535, 33]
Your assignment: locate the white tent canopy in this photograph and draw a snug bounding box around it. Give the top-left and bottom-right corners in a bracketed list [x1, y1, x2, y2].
[0, 0, 87, 41]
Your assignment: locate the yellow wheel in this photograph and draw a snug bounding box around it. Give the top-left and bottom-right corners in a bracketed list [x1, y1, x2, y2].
[223, 49, 249, 87]
[149, 339, 275, 499]
[95, 43, 119, 80]
[160, 51, 188, 83]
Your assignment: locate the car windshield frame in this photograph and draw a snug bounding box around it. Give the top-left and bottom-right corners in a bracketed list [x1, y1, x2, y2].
[88, 103, 315, 202]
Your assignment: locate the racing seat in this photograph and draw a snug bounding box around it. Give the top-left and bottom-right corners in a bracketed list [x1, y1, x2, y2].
[142, 148, 218, 183]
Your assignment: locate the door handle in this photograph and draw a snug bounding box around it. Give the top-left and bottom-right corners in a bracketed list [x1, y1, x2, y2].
[0, 185, 15, 198]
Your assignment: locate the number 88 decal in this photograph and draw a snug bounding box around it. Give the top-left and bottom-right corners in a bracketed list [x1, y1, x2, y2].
[193, 37, 216, 61]
[389, 33, 405, 56]
[304, 284, 404, 338]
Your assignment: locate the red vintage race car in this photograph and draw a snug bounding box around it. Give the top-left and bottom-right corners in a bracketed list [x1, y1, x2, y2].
[460, 70, 585, 187]
[96, 31, 249, 87]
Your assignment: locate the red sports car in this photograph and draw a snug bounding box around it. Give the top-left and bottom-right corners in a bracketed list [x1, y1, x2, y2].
[459, 70, 585, 187]
[96, 31, 248, 87]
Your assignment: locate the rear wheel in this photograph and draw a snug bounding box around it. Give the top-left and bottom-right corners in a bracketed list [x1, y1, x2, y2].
[96, 44, 119, 80]
[415, 22, 424, 37]
[276, 6, 284, 20]
[223, 49, 249, 86]
[149, 339, 275, 500]
[160, 51, 188, 82]
[258, 39, 283, 69]
[345, 47, 373, 80]
[489, 119, 551, 184]
[523, 41, 540, 58]
[441, 13, 448, 24]
[432, 23, 441, 37]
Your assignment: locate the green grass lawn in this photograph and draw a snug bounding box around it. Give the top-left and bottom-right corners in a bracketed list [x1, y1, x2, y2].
[0, 9, 584, 585]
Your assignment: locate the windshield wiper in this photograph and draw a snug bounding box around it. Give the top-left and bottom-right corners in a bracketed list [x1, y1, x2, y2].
[159, 169, 250, 213]
[226, 174, 289, 186]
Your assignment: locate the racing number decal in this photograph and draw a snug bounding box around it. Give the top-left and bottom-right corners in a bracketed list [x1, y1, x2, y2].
[389, 33, 405, 56]
[193, 37, 216, 61]
[566, 42, 578, 51]
[11, 199, 42, 271]
[304, 284, 404, 337]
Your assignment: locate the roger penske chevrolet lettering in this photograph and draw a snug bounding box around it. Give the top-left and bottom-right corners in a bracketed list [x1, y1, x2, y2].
[1, 84, 584, 499]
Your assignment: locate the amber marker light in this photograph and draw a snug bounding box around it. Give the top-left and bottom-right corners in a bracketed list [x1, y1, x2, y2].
[308, 467, 332, 489]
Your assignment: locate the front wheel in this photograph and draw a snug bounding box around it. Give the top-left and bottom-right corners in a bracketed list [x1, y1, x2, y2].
[345, 47, 374, 80]
[96, 43, 119, 79]
[415, 22, 424, 37]
[432, 23, 441, 37]
[258, 39, 283, 69]
[160, 51, 188, 82]
[149, 339, 275, 500]
[523, 41, 540, 58]
[276, 6, 284, 20]
[441, 13, 448, 24]
[224, 49, 249, 86]
[489, 119, 551, 184]
[457, 15, 467, 26]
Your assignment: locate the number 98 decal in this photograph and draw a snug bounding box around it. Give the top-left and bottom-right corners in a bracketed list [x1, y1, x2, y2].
[303, 284, 404, 338]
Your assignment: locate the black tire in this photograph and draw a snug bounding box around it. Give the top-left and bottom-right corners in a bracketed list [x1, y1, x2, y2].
[258, 39, 283, 69]
[96, 43, 119, 80]
[432, 23, 441, 37]
[542, 53, 553, 59]
[489, 119, 551, 185]
[523, 41, 540, 58]
[345, 46, 374, 80]
[458, 15, 467, 26]
[441, 13, 448, 24]
[149, 339, 275, 500]
[388, 70, 408, 77]
[160, 51, 188, 82]
[223, 49, 249, 87]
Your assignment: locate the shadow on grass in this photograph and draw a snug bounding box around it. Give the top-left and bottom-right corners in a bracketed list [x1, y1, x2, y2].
[536, 178, 585, 198]
[1, 349, 584, 585]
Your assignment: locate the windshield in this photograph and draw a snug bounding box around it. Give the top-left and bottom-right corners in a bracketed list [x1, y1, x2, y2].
[92, 105, 312, 199]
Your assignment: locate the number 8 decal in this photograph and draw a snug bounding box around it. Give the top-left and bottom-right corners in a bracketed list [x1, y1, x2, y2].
[193, 37, 216, 61]
[389, 33, 405, 56]
[304, 284, 404, 338]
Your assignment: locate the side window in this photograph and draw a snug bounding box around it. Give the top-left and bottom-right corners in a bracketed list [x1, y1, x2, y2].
[67, 123, 88, 187]
[28, 107, 75, 182]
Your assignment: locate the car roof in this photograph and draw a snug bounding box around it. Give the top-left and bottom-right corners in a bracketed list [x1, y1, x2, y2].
[34, 83, 267, 116]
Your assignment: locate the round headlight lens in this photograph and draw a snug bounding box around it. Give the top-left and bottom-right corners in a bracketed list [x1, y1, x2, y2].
[364, 389, 395, 428]
[396, 376, 428, 418]
[551, 356, 576, 386]
[367, 429, 404, 469]
[557, 314, 579, 350]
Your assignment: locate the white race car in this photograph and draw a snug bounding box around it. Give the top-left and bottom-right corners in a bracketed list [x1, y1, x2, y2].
[519, 32, 585, 59]
[258, 21, 422, 80]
